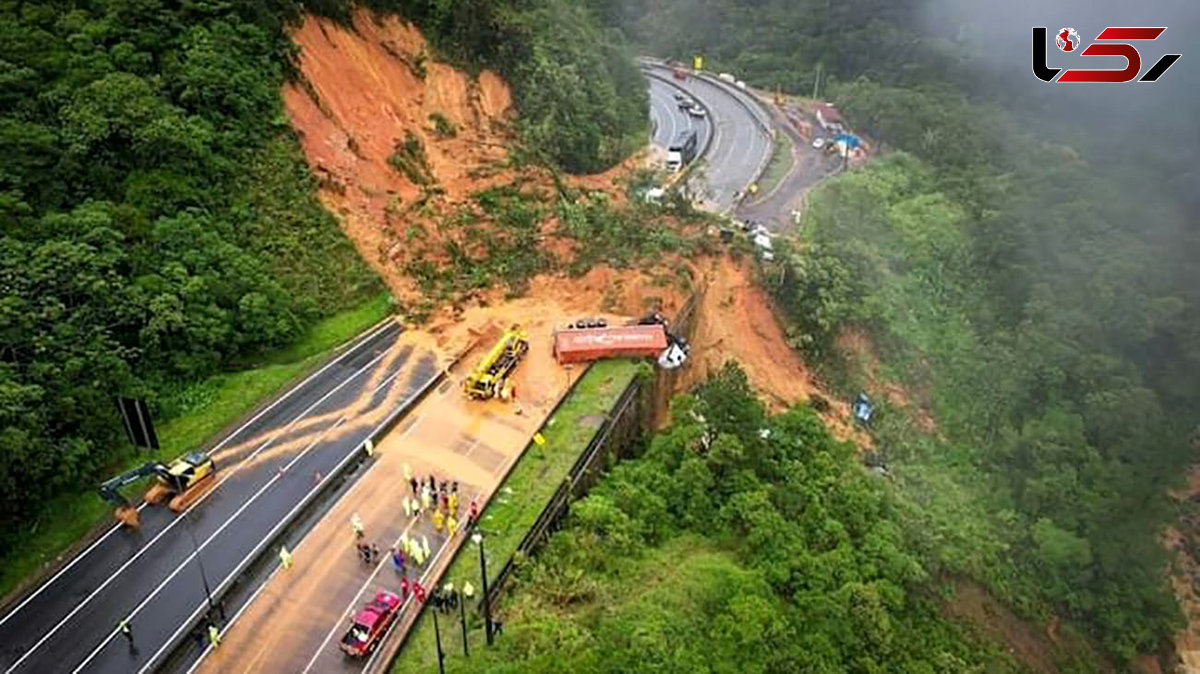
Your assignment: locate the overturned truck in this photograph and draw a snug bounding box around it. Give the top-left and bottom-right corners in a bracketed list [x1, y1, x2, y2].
[553, 314, 689, 369]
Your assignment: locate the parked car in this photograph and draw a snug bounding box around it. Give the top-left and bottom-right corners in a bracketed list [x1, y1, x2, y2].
[812, 137, 826, 150]
[339, 590, 401, 657]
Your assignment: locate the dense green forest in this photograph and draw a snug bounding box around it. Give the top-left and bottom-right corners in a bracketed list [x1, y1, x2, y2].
[0, 0, 644, 556]
[595, 0, 1200, 664]
[457, 364, 1012, 672]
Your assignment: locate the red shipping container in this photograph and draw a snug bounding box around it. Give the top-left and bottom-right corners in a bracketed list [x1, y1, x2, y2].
[553, 325, 668, 364]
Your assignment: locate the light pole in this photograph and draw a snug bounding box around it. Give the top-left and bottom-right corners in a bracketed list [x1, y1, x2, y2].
[183, 511, 223, 621]
[458, 585, 469, 657]
[431, 600, 446, 674]
[472, 532, 493, 645]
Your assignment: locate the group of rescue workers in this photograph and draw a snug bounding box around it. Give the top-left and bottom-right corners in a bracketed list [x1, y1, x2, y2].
[117, 466, 487, 659]
[348, 464, 483, 615]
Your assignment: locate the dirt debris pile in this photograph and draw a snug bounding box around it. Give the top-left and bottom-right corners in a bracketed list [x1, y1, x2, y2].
[280, 9, 868, 449]
[679, 257, 869, 446]
[283, 9, 527, 300]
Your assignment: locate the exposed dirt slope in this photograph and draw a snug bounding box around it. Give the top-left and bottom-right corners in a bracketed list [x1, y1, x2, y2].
[835, 329, 937, 435]
[1167, 465, 1200, 673]
[280, 10, 864, 446]
[283, 9, 522, 299]
[682, 256, 869, 446]
[941, 578, 1107, 674]
[285, 10, 514, 202]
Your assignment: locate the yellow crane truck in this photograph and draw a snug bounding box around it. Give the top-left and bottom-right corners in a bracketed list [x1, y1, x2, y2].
[99, 451, 218, 527]
[463, 326, 529, 400]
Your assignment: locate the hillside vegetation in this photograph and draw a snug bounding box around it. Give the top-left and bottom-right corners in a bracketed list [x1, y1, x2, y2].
[359, 0, 649, 172]
[596, 0, 1200, 665]
[455, 364, 1013, 672]
[0, 0, 646, 563]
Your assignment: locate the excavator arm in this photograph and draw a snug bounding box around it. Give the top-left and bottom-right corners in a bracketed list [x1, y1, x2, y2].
[98, 463, 161, 508]
[98, 462, 164, 527]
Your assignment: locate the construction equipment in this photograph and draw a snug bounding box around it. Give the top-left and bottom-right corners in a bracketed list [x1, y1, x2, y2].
[463, 326, 529, 401]
[99, 451, 218, 527]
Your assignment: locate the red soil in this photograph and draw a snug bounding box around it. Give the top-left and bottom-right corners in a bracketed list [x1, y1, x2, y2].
[683, 256, 870, 446]
[282, 9, 524, 300]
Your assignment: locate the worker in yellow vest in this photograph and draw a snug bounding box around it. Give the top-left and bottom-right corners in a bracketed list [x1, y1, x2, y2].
[207, 623, 221, 648]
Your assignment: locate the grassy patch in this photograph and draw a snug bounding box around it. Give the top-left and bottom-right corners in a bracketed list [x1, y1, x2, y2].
[429, 113, 457, 139]
[0, 292, 394, 602]
[392, 358, 639, 673]
[757, 133, 794, 197]
[389, 132, 435, 186]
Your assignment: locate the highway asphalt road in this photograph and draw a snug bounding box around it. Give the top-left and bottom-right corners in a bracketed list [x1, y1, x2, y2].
[0, 319, 440, 674]
[645, 65, 773, 211]
[647, 76, 710, 152]
[737, 111, 842, 231]
[188, 312, 590, 674]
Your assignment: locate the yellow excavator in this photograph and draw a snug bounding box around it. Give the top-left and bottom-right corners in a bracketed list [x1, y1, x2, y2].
[463, 325, 529, 400]
[99, 451, 218, 527]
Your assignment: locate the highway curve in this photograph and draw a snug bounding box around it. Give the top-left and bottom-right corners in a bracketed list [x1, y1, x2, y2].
[647, 75, 711, 152]
[0, 319, 440, 674]
[643, 64, 773, 211]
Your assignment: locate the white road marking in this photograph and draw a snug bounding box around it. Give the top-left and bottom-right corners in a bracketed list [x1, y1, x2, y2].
[72, 412, 353, 674]
[180, 564, 273, 674]
[7, 337, 402, 674]
[77, 353, 415, 674]
[360, 534, 456, 673]
[147, 379, 441, 674]
[0, 318, 397, 631]
[92, 360, 415, 673]
[298, 518, 426, 674]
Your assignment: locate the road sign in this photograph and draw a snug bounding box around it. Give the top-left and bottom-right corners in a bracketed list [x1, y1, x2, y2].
[116, 397, 159, 450]
[693, 54, 704, 70]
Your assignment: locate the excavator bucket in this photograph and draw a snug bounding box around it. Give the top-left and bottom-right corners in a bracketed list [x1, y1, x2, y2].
[114, 505, 141, 528]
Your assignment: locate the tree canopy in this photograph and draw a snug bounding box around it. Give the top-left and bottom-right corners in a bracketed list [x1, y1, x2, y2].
[462, 363, 1011, 672]
[0, 0, 646, 551]
[593, 0, 1200, 663]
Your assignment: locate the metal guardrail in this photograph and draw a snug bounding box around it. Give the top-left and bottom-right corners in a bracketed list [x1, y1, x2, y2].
[641, 62, 778, 214]
[694, 72, 773, 134]
[479, 291, 701, 608]
[365, 356, 603, 672]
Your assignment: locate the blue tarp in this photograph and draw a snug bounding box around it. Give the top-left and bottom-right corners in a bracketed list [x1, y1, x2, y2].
[834, 133, 862, 149]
